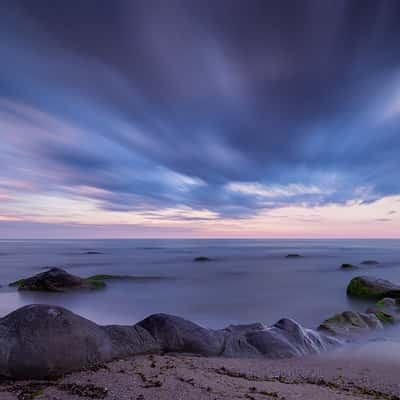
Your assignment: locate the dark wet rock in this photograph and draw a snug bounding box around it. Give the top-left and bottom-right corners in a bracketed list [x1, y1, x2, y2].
[360, 260, 379, 265]
[244, 319, 339, 358]
[285, 253, 302, 258]
[0, 306, 345, 379]
[103, 325, 160, 358]
[137, 313, 224, 356]
[347, 276, 400, 299]
[367, 298, 400, 324]
[9, 267, 101, 291]
[8, 268, 157, 292]
[0, 305, 114, 379]
[341, 263, 357, 270]
[193, 256, 211, 262]
[318, 311, 383, 337]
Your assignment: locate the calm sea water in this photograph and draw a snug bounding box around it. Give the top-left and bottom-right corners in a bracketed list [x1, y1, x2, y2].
[0, 239, 400, 330]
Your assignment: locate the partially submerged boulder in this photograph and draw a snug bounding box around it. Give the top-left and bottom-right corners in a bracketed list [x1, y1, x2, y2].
[193, 256, 211, 262]
[243, 319, 339, 358]
[318, 311, 383, 337]
[367, 298, 400, 324]
[341, 263, 357, 270]
[9, 268, 102, 291]
[347, 276, 400, 299]
[361, 260, 379, 265]
[9, 268, 150, 292]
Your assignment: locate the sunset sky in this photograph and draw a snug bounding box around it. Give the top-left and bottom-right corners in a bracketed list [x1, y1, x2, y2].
[1, 0, 400, 238]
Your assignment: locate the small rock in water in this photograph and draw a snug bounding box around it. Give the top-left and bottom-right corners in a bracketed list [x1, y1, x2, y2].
[360, 260, 379, 265]
[286, 254, 302, 258]
[193, 256, 211, 262]
[8, 267, 102, 292]
[341, 263, 356, 269]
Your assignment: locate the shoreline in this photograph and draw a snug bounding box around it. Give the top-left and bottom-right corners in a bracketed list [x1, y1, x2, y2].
[2, 348, 400, 400]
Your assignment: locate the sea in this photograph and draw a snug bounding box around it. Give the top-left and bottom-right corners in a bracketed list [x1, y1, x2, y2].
[0, 239, 399, 332]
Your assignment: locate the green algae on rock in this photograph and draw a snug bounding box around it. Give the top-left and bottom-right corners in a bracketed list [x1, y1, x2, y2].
[347, 276, 400, 300]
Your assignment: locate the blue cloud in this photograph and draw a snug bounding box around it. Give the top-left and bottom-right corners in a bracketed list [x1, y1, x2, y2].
[1, 0, 400, 220]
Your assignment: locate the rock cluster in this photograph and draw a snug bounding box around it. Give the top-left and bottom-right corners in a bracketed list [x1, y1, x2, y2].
[0, 305, 338, 379]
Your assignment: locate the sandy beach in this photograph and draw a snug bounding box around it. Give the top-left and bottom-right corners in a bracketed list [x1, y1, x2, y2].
[2, 343, 400, 400]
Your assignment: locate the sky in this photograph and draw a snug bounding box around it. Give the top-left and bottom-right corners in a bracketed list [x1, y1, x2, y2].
[1, 0, 400, 239]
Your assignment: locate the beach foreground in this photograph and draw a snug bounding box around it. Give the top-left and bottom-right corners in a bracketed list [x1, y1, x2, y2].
[2, 348, 400, 400]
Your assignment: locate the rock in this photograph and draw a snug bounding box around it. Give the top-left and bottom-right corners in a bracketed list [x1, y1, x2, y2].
[244, 319, 339, 358]
[285, 254, 302, 258]
[366, 298, 400, 324]
[137, 313, 224, 355]
[83, 251, 103, 255]
[0, 305, 114, 379]
[341, 263, 357, 270]
[0, 306, 346, 380]
[8, 268, 150, 292]
[347, 276, 400, 299]
[193, 256, 211, 262]
[361, 260, 379, 265]
[318, 311, 383, 337]
[9, 267, 102, 291]
[104, 325, 160, 358]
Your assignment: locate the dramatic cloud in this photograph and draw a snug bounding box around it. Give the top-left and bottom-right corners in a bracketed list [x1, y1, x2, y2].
[1, 0, 400, 237]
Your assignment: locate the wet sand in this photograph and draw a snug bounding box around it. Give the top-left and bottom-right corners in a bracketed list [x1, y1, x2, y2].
[2, 344, 400, 400]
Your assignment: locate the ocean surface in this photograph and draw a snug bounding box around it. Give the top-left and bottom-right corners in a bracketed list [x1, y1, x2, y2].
[0, 239, 400, 331]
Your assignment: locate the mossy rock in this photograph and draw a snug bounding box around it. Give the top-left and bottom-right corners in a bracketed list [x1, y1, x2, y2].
[347, 276, 400, 300]
[373, 311, 395, 324]
[285, 254, 302, 258]
[318, 310, 383, 337]
[341, 263, 356, 270]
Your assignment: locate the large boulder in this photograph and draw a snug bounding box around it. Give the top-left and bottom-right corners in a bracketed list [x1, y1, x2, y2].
[0, 305, 114, 379]
[0, 305, 161, 379]
[9, 267, 102, 291]
[347, 276, 400, 299]
[318, 311, 383, 337]
[137, 313, 224, 355]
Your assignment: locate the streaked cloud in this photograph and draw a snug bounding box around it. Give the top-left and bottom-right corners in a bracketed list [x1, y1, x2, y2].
[1, 0, 400, 237]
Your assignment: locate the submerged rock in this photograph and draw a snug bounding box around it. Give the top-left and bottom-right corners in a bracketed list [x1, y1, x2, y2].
[347, 276, 400, 299]
[285, 254, 302, 258]
[367, 298, 400, 324]
[318, 311, 383, 337]
[8, 268, 153, 292]
[193, 256, 212, 262]
[360, 260, 379, 265]
[9, 267, 102, 291]
[341, 263, 357, 270]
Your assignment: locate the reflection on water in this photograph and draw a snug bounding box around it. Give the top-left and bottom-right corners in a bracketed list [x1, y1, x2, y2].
[0, 239, 399, 330]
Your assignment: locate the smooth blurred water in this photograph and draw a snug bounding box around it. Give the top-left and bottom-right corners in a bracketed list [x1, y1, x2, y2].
[0, 239, 399, 329]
